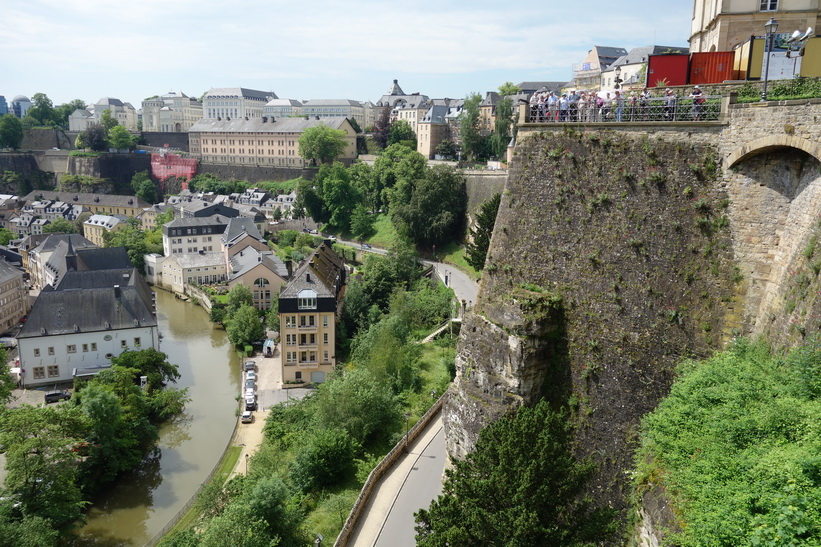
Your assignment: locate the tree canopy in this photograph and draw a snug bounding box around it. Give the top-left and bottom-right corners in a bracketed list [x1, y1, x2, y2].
[465, 193, 501, 271]
[415, 400, 615, 546]
[109, 125, 135, 151]
[298, 124, 348, 166]
[388, 119, 416, 149]
[42, 218, 80, 234]
[459, 92, 484, 162]
[498, 81, 522, 96]
[0, 115, 24, 149]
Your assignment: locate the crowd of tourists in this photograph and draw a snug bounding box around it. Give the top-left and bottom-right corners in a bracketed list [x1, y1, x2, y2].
[528, 85, 709, 123]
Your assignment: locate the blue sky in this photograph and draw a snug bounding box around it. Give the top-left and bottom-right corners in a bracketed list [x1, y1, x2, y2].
[1, 0, 693, 109]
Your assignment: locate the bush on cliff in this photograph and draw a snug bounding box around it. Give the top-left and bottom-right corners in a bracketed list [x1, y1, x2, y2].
[635, 338, 821, 545]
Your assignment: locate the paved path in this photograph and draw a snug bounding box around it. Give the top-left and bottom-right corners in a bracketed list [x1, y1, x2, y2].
[347, 414, 445, 547]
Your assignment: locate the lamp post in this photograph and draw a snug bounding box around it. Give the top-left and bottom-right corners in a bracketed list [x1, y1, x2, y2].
[761, 17, 779, 102]
[613, 65, 623, 90]
[404, 412, 411, 453]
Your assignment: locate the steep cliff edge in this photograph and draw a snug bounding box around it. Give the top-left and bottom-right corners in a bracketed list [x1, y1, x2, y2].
[444, 129, 743, 532]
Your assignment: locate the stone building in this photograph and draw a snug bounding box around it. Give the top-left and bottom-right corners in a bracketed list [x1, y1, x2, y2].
[83, 214, 128, 247]
[0, 259, 27, 334]
[202, 88, 276, 120]
[690, 0, 821, 53]
[141, 91, 203, 133]
[188, 117, 357, 168]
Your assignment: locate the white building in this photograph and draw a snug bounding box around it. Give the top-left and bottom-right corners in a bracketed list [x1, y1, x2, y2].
[17, 269, 158, 388]
[202, 88, 277, 120]
[141, 91, 204, 133]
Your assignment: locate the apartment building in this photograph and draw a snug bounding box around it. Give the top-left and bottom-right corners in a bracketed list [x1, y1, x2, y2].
[202, 88, 277, 120]
[142, 91, 204, 132]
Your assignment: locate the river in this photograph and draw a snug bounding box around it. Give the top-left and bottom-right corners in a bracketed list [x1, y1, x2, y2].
[72, 289, 240, 546]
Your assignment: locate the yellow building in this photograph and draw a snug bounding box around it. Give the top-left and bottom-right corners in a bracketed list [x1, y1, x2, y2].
[83, 214, 127, 247]
[691, 0, 821, 53]
[21, 191, 150, 218]
[278, 241, 345, 385]
[188, 117, 357, 167]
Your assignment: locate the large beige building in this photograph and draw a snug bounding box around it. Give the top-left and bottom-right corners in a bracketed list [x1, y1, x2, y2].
[188, 117, 357, 167]
[0, 260, 27, 334]
[691, 0, 821, 52]
[21, 191, 150, 218]
[142, 91, 203, 133]
[83, 214, 128, 247]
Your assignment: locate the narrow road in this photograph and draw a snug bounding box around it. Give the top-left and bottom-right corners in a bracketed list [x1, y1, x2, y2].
[347, 414, 445, 547]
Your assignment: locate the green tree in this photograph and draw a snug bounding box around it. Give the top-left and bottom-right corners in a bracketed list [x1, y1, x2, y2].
[350, 204, 375, 240]
[226, 304, 264, 348]
[99, 109, 118, 131]
[465, 193, 501, 270]
[289, 427, 358, 492]
[317, 162, 361, 231]
[459, 92, 484, 162]
[0, 228, 14, 246]
[246, 476, 304, 544]
[489, 98, 514, 159]
[103, 222, 155, 272]
[0, 115, 24, 149]
[42, 217, 79, 234]
[0, 349, 16, 405]
[27, 93, 57, 127]
[298, 124, 348, 166]
[434, 140, 457, 160]
[0, 405, 89, 528]
[295, 178, 329, 224]
[391, 165, 467, 246]
[108, 125, 135, 151]
[110, 348, 181, 391]
[226, 283, 254, 316]
[415, 400, 614, 546]
[373, 143, 427, 213]
[388, 119, 416, 149]
[498, 81, 522, 96]
[131, 171, 159, 204]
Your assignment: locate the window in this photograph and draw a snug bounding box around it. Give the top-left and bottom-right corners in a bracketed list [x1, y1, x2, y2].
[82, 343, 88, 352]
[285, 315, 296, 328]
[48, 347, 54, 356]
[47, 365, 59, 378]
[91, 343, 97, 351]
[309, 315, 315, 327]
[134, 337, 141, 347]
[323, 332, 328, 345]
[298, 289, 317, 310]
[67, 344, 76, 353]
[286, 351, 296, 363]
[300, 334, 307, 345]
[323, 315, 329, 328]
[121, 340, 127, 348]
[760, 0, 777, 10]
[295, 371, 302, 381]
[33, 348, 40, 357]
[300, 351, 307, 362]
[33, 366, 45, 379]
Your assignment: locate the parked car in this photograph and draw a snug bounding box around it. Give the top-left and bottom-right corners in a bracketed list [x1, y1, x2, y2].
[244, 378, 255, 391]
[361, 243, 372, 250]
[244, 360, 256, 372]
[245, 395, 257, 411]
[241, 410, 254, 424]
[246, 371, 257, 382]
[244, 387, 255, 398]
[44, 390, 71, 404]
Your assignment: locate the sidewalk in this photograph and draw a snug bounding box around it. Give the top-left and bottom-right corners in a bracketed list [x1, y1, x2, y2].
[347, 414, 445, 547]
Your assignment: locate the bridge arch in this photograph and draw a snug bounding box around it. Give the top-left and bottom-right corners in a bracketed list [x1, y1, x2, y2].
[726, 135, 821, 168]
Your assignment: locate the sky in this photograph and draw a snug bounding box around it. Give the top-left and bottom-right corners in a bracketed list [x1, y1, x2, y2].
[1, 0, 693, 109]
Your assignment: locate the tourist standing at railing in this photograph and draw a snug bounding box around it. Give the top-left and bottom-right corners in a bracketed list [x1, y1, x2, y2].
[629, 91, 638, 121]
[595, 93, 604, 122]
[664, 88, 677, 121]
[569, 90, 580, 122]
[559, 93, 569, 122]
[690, 85, 704, 121]
[601, 92, 612, 121]
[640, 89, 650, 121]
[548, 92, 558, 122]
[614, 90, 625, 122]
[530, 93, 539, 122]
[578, 92, 588, 123]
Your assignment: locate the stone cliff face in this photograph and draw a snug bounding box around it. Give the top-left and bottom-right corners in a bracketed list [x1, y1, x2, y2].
[444, 129, 742, 530]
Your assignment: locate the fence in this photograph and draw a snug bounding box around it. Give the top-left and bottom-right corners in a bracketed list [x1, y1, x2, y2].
[525, 95, 722, 124]
[333, 394, 446, 547]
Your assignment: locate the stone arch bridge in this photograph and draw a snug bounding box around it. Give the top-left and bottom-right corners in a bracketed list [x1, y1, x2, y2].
[515, 97, 821, 336]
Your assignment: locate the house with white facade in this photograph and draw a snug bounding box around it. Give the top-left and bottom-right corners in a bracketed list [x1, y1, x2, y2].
[17, 268, 158, 388]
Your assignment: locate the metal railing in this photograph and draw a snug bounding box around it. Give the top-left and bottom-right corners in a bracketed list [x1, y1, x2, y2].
[525, 95, 721, 124]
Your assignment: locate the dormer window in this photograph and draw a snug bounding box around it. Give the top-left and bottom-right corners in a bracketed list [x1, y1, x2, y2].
[298, 289, 317, 310]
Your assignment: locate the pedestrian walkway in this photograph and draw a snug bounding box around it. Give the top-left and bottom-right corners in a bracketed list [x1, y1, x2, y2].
[347, 414, 445, 547]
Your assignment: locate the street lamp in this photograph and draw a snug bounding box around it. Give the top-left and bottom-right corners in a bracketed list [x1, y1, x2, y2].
[613, 65, 623, 90]
[404, 412, 411, 453]
[761, 17, 779, 102]
[245, 453, 249, 474]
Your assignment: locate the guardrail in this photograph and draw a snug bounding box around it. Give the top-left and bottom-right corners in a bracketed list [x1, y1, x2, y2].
[525, 95, 722, 123]
[334, 393, 447, 547]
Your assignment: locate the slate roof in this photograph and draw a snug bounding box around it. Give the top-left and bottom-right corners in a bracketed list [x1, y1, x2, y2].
[229, 248, 288, 281]
[265, 98, 304, 107]
[420, 105, 450, 125]
[204, 88, 277, 101]
[280, 241, 345, 300]
[33, 233, 96, 255]
[76, 247, 132, 271]
[173, 253, 225, 268]
[517, 81, 569, 94]
[165, 215, 230, 229]
[302, 99, 363, 107]
[189, 117, 351, 134]
[21, 191, 149, 210]
[222, 217, 263, 246]
[19, 268, 156, 339]
[0, 259, 23, 284]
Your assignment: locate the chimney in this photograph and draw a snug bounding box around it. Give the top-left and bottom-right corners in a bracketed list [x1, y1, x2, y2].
[262, 116, 268, 123]
[114, 285, 120, 297]
[306, 273, 311, 282]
